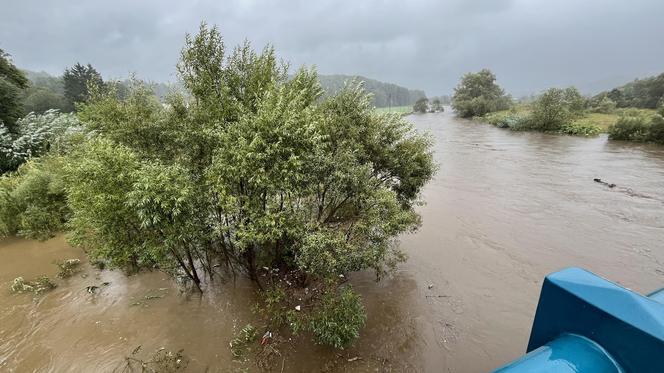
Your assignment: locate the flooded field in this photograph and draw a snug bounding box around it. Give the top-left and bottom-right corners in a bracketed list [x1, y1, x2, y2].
[2, 111, 663, 372]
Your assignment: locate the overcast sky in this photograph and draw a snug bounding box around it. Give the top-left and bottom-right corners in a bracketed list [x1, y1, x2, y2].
[1, 0, 663, 96]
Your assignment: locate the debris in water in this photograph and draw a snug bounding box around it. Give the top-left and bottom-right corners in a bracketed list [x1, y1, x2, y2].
[11, 276, 56, 295]
[348, 356, 361, 362]
[56, 258, 81, 278]
[86, 285, 99, 294]
[260, 331, 273, 345]
[121, 345, 189, 372]
[295, 305, 301, 311]
[593, 178, 616, 188]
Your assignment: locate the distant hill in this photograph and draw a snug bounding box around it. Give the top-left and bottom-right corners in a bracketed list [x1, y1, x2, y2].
[22, 70, 426, 109]
[592, 72, 664, 109]
[317, 74, 425, 108]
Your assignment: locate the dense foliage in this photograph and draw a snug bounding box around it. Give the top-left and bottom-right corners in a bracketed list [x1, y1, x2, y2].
[317, 74, 425, 108]
[0, 24, 435, 348]
[63, 63, 104, 106]
[0, 110, 81, 173]
[0, 157, 69, 240]
[481, 87, 601, 136]
[451, 69, 511, 117]
[0, 49, 29, 132]
[594, 72, 664, 109]
[413, 97, 429, 113]
[430, 98, 443, 112]
[608, 106, 664, 144]
[528, 87, 586, 131]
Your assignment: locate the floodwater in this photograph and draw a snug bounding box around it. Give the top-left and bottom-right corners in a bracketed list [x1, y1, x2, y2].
[2, 110, 664, 372]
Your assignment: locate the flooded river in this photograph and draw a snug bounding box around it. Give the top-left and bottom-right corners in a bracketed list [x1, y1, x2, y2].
[2, 111, 664, 372]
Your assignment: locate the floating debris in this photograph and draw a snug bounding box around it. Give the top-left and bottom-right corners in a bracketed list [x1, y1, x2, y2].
[86, 285, 99, 294]
[11, 276, 56, 295]
[56, 258, 81, 278]
[260, 331, 273, 345]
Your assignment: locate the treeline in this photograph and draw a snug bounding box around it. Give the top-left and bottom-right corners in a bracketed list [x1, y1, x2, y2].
[0, 24, 435, 350]
[451, 69, 664, 143]
[592, 72, 664, 109]
[317, 74, 425, 108]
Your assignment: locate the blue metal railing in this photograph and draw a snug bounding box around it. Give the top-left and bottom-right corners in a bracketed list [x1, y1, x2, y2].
[492, 267, 664, 373]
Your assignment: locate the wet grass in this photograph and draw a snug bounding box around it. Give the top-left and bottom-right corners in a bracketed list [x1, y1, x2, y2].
[374, 105, 412, 115]
[483, 107, 657, 133]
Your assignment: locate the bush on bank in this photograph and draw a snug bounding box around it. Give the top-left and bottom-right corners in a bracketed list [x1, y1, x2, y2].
[608, 106, 664, 144]
[0, 23, 436, 349]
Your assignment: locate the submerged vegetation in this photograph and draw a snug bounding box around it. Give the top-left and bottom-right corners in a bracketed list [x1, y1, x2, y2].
[451, 69, 511, 118]
[11, 275, 57, 295]
[0, 23, 435, 349]
[454, 69, 664, 142]
[608, 106, 664, 144]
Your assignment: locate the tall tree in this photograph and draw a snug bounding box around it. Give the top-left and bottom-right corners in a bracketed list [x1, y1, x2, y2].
[63, 63, 103, 107]
[63, 23, 436, 348]
[452, 69, 511, 117]
[413, 97, 429, 113]
[0, 49, 28, 132]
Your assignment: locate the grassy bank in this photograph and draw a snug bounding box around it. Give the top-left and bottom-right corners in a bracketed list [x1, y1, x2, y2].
[374, 105, 413, 115]
[479, 106, 657, 136]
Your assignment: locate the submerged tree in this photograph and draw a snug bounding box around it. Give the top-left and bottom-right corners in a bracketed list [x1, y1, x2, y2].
[413, 97, 429, 113]
[9, 23, 435, 348]
[529, 87, 586, 131]
[451, 69, 511, 117]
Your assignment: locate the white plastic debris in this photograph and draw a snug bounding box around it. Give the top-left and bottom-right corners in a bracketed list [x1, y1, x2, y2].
[295, 305, 301, 311]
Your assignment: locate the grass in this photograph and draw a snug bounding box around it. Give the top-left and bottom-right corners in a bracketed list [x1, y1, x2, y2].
[374, 105, 412, 115]
[482, 106, 657, 134]
[574, 109, 656, 131]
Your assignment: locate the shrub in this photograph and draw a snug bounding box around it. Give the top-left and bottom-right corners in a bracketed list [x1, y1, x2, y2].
[413, 97, 429, 113]
[309, 287, 367, 349]
[560, 120, 602, 136]
[608, 113, 650, 141]
[591, 96, 617, 114]
[452, 69, 511, 117]
[482, 111, 532, 130]
[646, 114, 664, 144]
[0, 157, 69, 240]
[529, 87, 586, 131]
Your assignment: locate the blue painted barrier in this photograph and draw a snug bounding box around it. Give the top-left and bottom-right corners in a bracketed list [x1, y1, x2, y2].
[492, 267, 664, 372]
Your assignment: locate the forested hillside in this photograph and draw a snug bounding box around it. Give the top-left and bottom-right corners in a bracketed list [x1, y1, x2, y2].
[318, 74, 425, 108]
[593, 72, 664, 109]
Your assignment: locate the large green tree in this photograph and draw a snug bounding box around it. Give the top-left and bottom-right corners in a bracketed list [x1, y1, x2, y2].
[0, 49, 29, 132]
[413, 97, 429, 113]
[530, 87, 586, 131]
[452, 69, 511, 117]
[63, 63, 104, 107]
[59, 23, 436, 348]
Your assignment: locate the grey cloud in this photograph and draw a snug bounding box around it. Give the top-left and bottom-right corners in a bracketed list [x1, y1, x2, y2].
[1, 0, 663, 96]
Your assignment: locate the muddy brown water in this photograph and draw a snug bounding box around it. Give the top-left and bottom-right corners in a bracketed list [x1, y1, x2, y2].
[2, 111, 664, 372]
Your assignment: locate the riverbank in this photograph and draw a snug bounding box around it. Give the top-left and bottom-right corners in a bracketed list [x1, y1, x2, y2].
[477, 106, 657, 137]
